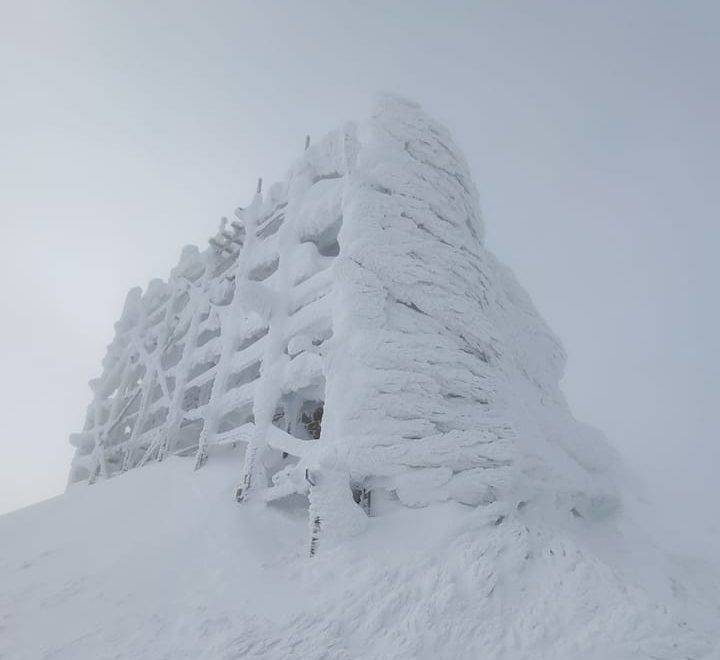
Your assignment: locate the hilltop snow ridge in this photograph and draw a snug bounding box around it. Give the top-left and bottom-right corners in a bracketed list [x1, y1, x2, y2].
[1, 457, 717, 659]
[3, 95, 717, 658]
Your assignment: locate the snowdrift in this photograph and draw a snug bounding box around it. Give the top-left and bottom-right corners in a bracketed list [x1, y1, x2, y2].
[2, 456, 718, 659]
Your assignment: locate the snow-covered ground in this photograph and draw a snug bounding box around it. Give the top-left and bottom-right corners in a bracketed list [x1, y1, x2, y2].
[2, 454, 718, 659]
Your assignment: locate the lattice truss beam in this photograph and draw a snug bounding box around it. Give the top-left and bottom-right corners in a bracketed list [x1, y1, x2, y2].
[69, 133, 349, 509]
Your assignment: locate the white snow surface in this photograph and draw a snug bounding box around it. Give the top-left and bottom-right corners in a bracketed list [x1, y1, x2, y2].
[1, 456, 718, 659]
[8, 94, 715, 657]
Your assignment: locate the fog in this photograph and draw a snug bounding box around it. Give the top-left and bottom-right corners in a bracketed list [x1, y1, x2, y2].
[1, 1, 717, 554]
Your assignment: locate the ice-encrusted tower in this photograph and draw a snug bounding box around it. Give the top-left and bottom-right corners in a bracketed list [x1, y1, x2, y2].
[69, 95, 618, 551]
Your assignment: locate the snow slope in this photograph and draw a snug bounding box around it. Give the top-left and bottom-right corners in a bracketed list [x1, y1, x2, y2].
[2, 455, 718, 659]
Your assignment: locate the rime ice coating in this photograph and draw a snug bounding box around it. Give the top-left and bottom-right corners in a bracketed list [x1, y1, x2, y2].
[69, 94, 619, 547]
[39, 96, 716, 658]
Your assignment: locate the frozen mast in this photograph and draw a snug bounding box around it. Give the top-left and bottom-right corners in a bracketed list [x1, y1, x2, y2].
[68, 95, 618, 549]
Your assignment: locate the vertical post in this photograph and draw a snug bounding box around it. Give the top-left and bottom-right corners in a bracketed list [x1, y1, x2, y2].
[305, 135, 310, 151]
[147, 252, 215, 465]
[193, 196, 261, 471]
[256, 177, 263, 194]
[309, 515, 321, 556]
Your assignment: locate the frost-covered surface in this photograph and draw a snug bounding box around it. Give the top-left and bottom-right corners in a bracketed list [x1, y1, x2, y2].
[68, 95, 619, 550]
[44, 95, 720, 656]
[2, 457, 718, 659]
[318, 96, 620, 537]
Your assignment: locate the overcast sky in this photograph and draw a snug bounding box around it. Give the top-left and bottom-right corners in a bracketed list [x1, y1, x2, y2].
[1, 1, 718, 551]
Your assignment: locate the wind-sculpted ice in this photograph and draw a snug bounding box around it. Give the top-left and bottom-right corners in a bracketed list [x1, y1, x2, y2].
[26, 95, 715, 659]
[69, 94, 620, 551]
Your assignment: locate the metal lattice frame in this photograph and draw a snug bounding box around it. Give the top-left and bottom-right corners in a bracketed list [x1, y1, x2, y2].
[69, 138, 347, 511]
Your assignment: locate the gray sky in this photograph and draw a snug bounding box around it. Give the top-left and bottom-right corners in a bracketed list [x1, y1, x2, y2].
[1, 1, 718, 551]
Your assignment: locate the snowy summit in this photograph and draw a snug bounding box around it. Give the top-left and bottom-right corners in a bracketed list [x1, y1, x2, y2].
[2, 95, 718, 659]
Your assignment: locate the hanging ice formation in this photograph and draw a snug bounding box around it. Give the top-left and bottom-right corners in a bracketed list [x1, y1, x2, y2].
[68, 95, 619, 551]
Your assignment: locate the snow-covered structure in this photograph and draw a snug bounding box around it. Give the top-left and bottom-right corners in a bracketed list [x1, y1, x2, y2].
[18, 94, 713, 658]
[68, 95, 619, 551]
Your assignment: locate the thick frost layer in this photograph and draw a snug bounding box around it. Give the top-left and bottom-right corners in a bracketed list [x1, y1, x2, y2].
[321, 96, 620, 537]
[35, 100, 720, 653]
[69, 95, 619, 550]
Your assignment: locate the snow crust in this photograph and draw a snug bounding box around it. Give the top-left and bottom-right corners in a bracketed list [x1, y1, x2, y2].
[2, 458, 718, 659]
